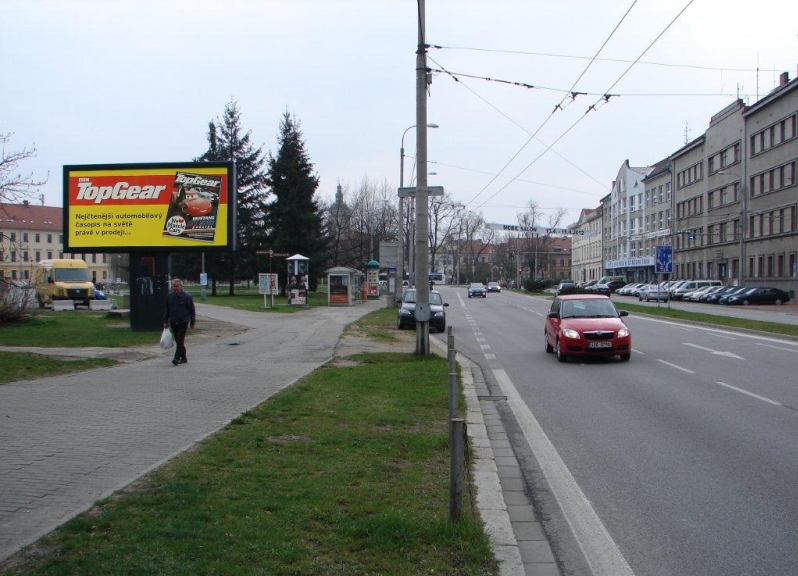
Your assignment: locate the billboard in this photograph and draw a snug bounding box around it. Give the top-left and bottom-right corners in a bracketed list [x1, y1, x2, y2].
[63, 162, 236, 252]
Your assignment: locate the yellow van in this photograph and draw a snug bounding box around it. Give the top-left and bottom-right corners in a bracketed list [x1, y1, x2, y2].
[34, 259, 96, 308]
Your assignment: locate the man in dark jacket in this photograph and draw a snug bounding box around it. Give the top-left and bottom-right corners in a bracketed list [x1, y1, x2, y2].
[163, 278, 196, 366]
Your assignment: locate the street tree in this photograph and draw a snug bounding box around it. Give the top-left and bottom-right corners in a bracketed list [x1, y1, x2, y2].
[264, 112, 327, 290]
[515, 201, 567, 281]
[181, 99, 270, 295]
[1, 132, 48, 322]
[428, 194, 463, 276]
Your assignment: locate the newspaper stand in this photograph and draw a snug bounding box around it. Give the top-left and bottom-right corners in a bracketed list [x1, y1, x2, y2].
[326, 267, 364, 306]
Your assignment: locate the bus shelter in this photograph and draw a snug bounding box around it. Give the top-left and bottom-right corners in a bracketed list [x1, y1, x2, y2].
[325, 266, 364, 306]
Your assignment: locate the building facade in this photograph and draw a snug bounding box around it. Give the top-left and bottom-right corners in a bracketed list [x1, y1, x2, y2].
[1, 202, 114, 284]
[570, 206, 603, 283]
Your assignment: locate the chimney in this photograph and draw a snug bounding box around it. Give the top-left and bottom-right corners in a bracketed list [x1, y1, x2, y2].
[779, 71, 789, 86]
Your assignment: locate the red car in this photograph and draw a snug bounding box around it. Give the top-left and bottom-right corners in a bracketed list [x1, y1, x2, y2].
[544, 294, 631, 362]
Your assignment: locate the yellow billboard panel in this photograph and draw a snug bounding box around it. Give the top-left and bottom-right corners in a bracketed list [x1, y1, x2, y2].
[63, 163, 236, 252]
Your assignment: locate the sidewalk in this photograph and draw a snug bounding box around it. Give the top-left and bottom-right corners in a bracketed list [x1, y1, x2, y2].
[0, 300, 557, 575]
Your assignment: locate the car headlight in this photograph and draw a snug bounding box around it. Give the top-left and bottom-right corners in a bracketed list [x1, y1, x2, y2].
[433, 311, 444, 317]
[617, 327, 630, 338]
[561, 328, 580, 339]
[399, 309, 412, 316]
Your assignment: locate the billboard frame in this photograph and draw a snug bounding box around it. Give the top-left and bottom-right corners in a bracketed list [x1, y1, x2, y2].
[62, 161, 237, 253]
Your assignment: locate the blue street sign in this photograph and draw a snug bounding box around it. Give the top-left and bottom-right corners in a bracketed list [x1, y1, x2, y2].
[655, 245, 673, 274]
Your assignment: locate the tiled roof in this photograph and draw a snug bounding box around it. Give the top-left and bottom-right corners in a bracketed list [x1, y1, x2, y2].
[0, 202, 62, 232]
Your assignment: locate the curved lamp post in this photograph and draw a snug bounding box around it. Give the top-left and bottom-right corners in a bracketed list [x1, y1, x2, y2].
[399, 123, 438, 288]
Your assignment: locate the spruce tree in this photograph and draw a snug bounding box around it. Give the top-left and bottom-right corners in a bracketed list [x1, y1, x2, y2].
[181, 99, 270, 295]
[265, 112, 328, 290]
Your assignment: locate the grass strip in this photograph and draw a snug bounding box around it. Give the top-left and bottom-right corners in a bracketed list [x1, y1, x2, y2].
[2, 353, 496, 576]
[0, 351, 116, 383]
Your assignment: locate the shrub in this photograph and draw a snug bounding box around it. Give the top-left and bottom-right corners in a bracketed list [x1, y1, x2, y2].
[0, 280, 37, 324]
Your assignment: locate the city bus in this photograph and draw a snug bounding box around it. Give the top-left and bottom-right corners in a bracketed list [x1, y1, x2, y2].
[429, 272, 444, 286]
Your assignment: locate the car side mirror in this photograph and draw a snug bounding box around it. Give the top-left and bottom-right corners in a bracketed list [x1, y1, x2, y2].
[47, 277, 54, 284]
[619, 310, 629, 317]
[443, 302, 450, 307]
[548, 311, 558, 318]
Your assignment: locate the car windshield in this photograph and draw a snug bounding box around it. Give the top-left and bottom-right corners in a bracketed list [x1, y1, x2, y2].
[561, 299, 619, 318]
[54, 268, 91, 282]
[402, 290, 442, 305]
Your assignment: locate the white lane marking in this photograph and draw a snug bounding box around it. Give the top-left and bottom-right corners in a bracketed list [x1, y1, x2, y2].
[683, 343, 744, 359]
[707, 333, 736, 340]
[657, 359, 695, 374]
[756, 342, 798, 353]
[716, 381, 782, 406]
[493, 369, 635, 576]
[632, 315, 798, 348]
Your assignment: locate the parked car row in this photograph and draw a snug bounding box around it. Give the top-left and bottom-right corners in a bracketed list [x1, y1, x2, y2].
[614, 279, 791, 306]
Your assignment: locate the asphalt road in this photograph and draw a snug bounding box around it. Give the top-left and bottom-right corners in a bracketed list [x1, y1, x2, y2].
[436, 286, 798, 576]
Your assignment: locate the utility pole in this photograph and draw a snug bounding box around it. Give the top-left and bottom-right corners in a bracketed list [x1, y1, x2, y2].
[414, 0, 431, 356]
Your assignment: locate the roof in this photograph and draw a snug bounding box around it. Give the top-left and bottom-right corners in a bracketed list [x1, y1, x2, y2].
[0, 202, 62, 232]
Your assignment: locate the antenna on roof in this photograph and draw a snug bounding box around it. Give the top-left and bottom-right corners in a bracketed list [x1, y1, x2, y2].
[683, 122, 691, 145]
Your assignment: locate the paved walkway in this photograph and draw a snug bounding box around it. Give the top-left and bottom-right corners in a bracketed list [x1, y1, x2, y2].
[0, 299, 556, 575]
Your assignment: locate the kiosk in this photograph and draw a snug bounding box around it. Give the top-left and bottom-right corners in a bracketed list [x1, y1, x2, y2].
[326, 266, 364, 306]
[366, 260, 380, 300]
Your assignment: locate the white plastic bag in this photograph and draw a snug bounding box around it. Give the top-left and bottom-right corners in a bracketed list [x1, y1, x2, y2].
[160, 328, 174, 350]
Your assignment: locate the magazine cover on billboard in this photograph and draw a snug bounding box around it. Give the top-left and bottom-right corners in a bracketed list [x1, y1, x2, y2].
[162, 171, 222, 242]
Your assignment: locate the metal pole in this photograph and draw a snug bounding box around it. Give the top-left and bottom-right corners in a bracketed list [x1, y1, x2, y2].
[449, 417, 465, 522]
[448, 328, 457, 420]
[399, 143, 405, 290]
[415, 0, 430, 355]
[201, 252, 206, 301]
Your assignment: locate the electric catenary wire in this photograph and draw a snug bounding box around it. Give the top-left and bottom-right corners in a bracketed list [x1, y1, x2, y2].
[472, 0, 695, 212]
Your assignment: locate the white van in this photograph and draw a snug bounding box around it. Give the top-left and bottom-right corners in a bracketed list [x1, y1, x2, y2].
[34, 259, 96, 308]
[671, 279, 723, 301]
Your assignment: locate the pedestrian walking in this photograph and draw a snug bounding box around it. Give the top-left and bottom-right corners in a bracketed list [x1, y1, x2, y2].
[164, 278, 196, 366]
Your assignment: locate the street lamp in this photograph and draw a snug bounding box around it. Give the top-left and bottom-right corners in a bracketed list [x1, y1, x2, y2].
[399, 123, 438, 288]
[718, 170, 746, 286]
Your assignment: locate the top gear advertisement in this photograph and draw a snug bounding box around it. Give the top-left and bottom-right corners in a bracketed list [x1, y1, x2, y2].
[63, 163, 236, 252]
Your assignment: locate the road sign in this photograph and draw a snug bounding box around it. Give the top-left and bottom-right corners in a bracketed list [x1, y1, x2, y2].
[256, 250, 290, 257]
[397, 186, 444, 198]
[655, 245, 673, 274]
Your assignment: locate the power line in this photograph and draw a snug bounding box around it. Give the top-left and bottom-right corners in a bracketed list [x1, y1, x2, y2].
[473, 0, 695, 212]
[428, 67, 747, 99]
[429, 45, 780, 74]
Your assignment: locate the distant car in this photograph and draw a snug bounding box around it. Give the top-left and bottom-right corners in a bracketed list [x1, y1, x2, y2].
[706, 286, 744, 304]
[616, 282, 642, 296]
[593, 280, 625, 296]
[692, 285, 726, 303]
[722, 287, 790, 306]
[544, 294, 631, 362]
[487, 282, 501, 293]
[554, 281, 575, 295]
[396, 288, 449, 332]
[468, 283, 487, 298]
[638, 284, 670, 302]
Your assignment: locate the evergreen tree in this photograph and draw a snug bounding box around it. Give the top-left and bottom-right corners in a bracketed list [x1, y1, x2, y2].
[179, 99, 270, 295]
[265, 112, 328, 290]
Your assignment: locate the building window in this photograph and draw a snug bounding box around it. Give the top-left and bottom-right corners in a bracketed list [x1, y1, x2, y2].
[23, 232, 28, 242]
[47, 234, 53, 243]
[10, 232, 16, 241]
[35, 233, 40, 242]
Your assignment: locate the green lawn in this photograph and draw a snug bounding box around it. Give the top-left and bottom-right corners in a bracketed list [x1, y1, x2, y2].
[1, 310, 496, 576]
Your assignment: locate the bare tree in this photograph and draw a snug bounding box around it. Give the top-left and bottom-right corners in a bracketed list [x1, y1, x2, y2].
[1, 132, 48, 206]
[1, 132, 48, 322]
[516, 201, 567, 280]
[428, 194, 464, 274]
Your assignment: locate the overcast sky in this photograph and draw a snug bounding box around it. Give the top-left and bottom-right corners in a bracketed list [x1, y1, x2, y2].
[3, 0, 798, 228]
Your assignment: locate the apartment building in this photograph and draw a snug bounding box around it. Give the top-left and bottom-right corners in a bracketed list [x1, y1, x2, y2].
[570, 206, 603, 284]
[0, 202, 114, 284]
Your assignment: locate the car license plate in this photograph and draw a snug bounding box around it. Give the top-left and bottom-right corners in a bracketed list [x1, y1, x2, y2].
[588, 342, 612, 349]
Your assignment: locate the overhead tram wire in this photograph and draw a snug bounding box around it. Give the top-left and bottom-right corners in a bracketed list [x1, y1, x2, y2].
[449, 0, 640, 209]
[473, 0, 695, 212]
[429, 46, 779, 74]
[427, 68, 745, 99]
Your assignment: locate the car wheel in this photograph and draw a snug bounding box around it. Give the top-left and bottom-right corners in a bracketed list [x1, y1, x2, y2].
[556, 339, 567, 363]
[468, 294, 472, 298]
[620, 353, 631, 362]
[775, 299, 784, 305]
[397, 318, 404, 329]
[544, 332, 554, 353]
[742, 299, 750, 306]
